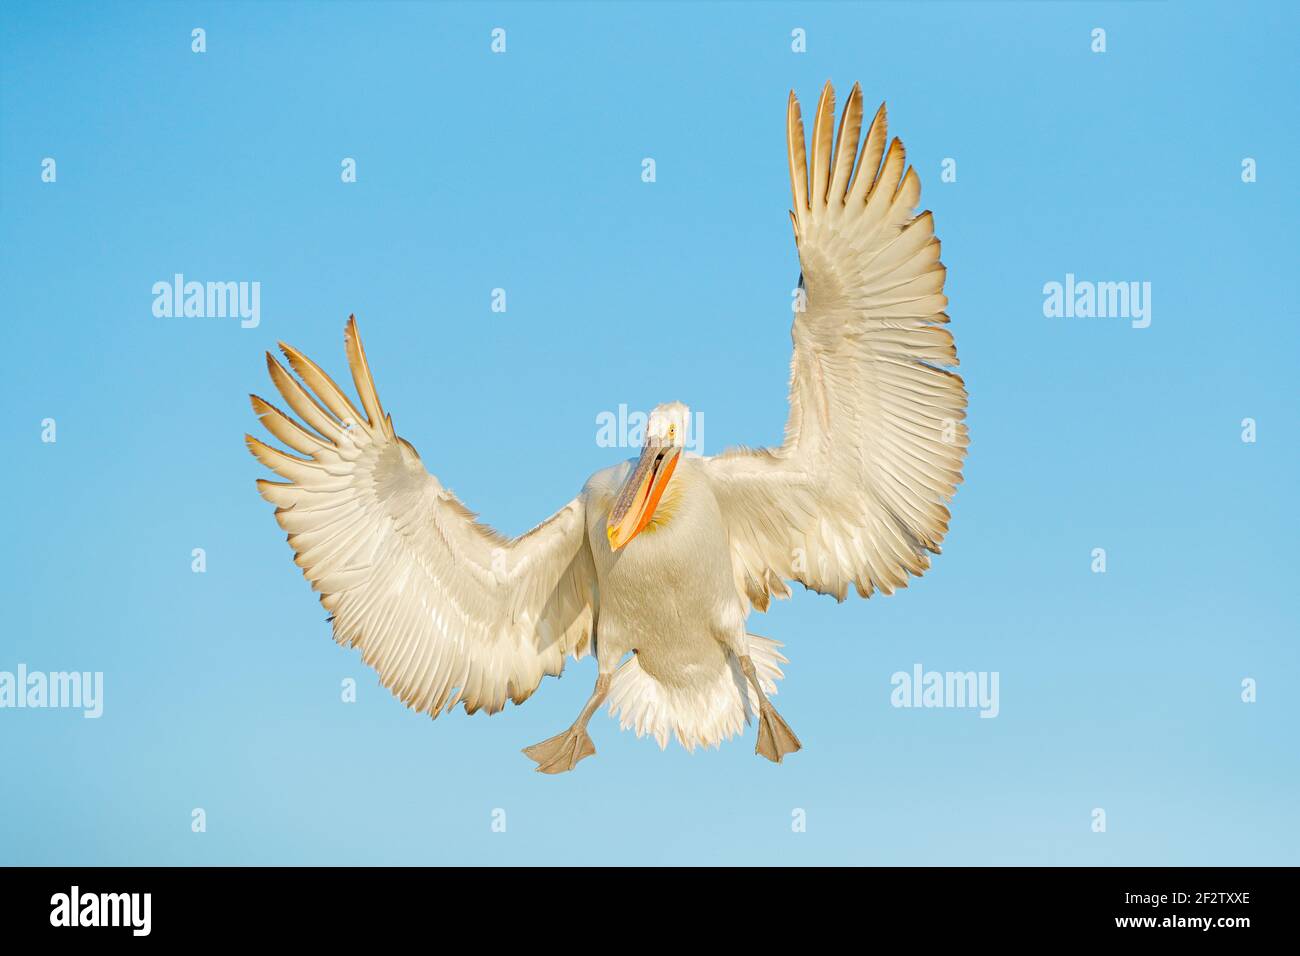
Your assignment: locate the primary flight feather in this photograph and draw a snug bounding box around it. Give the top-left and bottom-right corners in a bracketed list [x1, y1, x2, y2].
[247, 82, 967, 772]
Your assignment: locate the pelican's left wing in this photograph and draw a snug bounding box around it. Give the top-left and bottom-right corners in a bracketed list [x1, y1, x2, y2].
[706, 82, 968, 610]
[247, 318, 596, 717]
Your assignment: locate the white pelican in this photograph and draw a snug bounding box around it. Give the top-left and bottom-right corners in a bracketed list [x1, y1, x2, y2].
[246, 82, 967, 773]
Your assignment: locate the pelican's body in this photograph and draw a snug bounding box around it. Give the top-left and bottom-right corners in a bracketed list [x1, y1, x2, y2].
[586, 456, 737, 686]
[246, 82, 967, 771]
[582, 454, 785, 751]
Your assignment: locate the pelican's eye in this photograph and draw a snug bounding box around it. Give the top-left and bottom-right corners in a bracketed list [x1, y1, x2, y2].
[668, 424, 676, 441]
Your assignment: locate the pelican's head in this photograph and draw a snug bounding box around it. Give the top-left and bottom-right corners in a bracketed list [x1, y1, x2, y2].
[606, 402, 690, 551]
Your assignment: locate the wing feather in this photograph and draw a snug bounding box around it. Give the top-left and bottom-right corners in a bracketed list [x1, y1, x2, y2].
[786, 92, 808, 221]
[808, 81, 835, 208]
[249, 317, 597, 717]
[265, 353, 350, 444]
[707, 84, 967, 610]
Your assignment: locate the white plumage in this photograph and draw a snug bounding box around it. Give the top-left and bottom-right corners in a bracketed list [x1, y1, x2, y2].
[247, 82, 966, 772]
[607, 630, 787, 752]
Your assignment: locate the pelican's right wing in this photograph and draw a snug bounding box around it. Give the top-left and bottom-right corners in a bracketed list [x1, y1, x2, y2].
[247, 317, 596, 717]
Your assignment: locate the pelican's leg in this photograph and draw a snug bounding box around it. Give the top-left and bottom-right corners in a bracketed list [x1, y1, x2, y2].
[522, 673, 611, 775]
[739, 654, 802, 763]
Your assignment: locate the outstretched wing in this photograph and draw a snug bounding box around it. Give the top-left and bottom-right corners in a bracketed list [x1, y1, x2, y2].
[707, 82, 967, 610]
[247, 317, 596, 716]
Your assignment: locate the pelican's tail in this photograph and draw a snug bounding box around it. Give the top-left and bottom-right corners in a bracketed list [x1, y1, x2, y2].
[605, 635, 787, 751]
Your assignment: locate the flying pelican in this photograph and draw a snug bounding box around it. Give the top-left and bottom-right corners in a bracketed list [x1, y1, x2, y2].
[246, 82, 967, 773]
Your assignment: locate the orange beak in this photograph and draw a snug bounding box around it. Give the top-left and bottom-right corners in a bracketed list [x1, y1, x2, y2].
[606, 443, 681, 551]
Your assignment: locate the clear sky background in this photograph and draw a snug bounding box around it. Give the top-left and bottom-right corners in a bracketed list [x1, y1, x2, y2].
[2, 0, 1296, 866]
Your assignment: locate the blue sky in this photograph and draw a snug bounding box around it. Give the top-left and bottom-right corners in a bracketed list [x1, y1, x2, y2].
[1, 0, 1296, 866]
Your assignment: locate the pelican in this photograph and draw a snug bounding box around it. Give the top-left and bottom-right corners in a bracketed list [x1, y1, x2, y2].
[246, 82, 967, 773]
